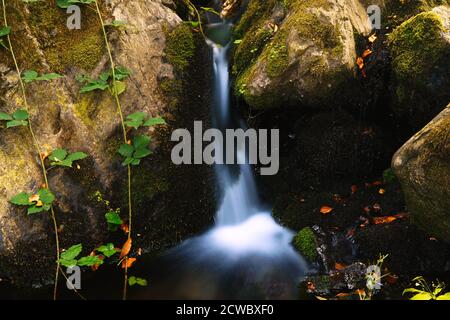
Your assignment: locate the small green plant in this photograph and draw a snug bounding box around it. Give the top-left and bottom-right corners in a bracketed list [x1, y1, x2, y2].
[128, 276, 148, 287]
[77, 67, 131, 94]
[292, 227, 317, 261]
[56, 0, 95, 8]
[58, 243, 117, 268]
[403, 277, 450, 300]
[22, 70, 63, 83]
[10, 189, 55, 214]
[124, 112, 166, 130]
[0, 25, 10, 49]
[48, 149, 87, 167]
[383, 168, 397, 184]
[118, 135, 152, 166]
[105, 211, 123, 231]
[0, 109, 29, 128]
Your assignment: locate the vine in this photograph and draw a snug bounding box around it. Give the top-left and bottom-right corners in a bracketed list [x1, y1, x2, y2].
[0, 0, 63, 300]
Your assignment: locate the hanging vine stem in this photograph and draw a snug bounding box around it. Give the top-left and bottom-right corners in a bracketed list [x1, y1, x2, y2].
[92, 0, 132, 300]
[184, 0, 205, 37]
[1, 0, 60, 300]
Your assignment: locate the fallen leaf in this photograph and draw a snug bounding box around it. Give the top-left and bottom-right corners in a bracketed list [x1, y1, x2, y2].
[316, 296, 327, 300]
[429, 237, 437, 241]
[394, 212, 409, 219]
[28, 194, 40, 203]
[351, 185, 358, 194]
[41, 151, 50, 160]
[346, 228, 356, 238]
[121, 257, 136, 269]
[336, 292, 351, 298]
[120, 238, 132, 259]
[320, 206, 333, 214]
[385, 274, 398, 284]
[373, 216, 397, 225]
[137, 248, 142, 256]
[335, 262, 346, 271]
[92, 255, 104, 271]
[356, 57, 364, 70]
[355, 289, 366, 296]
[120, 223, 129, 234]
[362, 49, 373, 58]
[378, 188, 386, 195]
[368, 34, 377, 43]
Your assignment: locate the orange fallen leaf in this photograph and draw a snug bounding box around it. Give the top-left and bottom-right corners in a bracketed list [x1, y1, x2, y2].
[373, 216, 397, 225]
[121, 257, 136, 269]
[354, 289, 366, 296]
[394, 212, 409, 219]
[351, 185, 358, 194]
[120, 238, 132, 259]
[41, 151, 50, 160]
[92, 255, 104, 272]
[335, 262, 346, 271]
[336, 292, 351, 298]
[320, 206, 333, 214]
[120, 223, 129, 234]
[362, 49, 373, 58]
[28, 194, 40, 203]
[356, 57, 364, 70]
[378, 188, 386, 195]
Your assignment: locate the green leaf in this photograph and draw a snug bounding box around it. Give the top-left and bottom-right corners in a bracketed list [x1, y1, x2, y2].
[114, 66, 132, 80]
[0, 112, 13, 121]
[6, 120, 28, 128]
[122, 157, 134, 166]
[118, 143, 134, 158]
[27, 205, 45, 214]
[37, 188, 55, 205]
[56, 0, 72, 8]
[12, 109, 29, 120]
[110, 80, 126, 96]
[96, 243, 118, 258]
[77, 255, 103, 267]
[403, 288, 424, 294]
[59, 259, 78, 267]
[106, 20, 128, 28]
[410, 292, 433, 300]
[132, 135, 150, 150]
[133, 148, 151, 159]
[233, 39, 242, 44]
[143, 117, 166, 127]
[22, 70, 38, 83]
[124, 112, 146, 129]
[105, 211, 123, 225]
[36, 73, 63, 81]
[436, 292, 450, 300]
[130, 158, 141, 166]
[61, 244, 82, 261]
[10, 192, 31, 206]
[128, 276, 147, 286]
[49, 148, 68, 162]
[80, 80, 109, 93]
[0, 26, 11, 37]
[383, 168, 396, 184]
[66, 152, 88, 162]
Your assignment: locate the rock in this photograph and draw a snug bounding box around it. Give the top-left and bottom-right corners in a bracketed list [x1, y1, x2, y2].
[388, 6, 450, 129]
[231, 0, 372, 110]
[0, 0, 214, 287]
[221, 0, 243, 18]
[392, 103, 450, 243]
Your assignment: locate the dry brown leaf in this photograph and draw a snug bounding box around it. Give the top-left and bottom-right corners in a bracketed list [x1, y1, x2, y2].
[368, 34, 377, 43]
[356, 57, 364, 69]
[336, 292, 351, 298]
[320, 206, 334, 214]
[120, 238, 132, 259]
[378, 188, 386, 195]
[121, 223, 129, 234]
[335, 262, 346, 271]
[373, 216, 397, 225]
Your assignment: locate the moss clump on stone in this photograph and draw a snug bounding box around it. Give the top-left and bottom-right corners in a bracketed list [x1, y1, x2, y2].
[293, 227, 318, 261]
[27, 0, 104, 72]
[389, 11, 447, 83]
[266, 43, 289, 78]
[164, 23, 195, 72]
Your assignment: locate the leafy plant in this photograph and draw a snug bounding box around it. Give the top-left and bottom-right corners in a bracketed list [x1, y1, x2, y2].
[59, 243, 110, 268]
[118, 135, 152, 166]
[128, 276, 148, 287]
[78, 67, 131, 94]
[0, 25, 11, 49]
[58, 244, 82, 267]
[56, 0, 95, 8]
[49, 148, 87, 167]
[10, 188, 55, 214]
[105, 211, 123, 231]
[22, 70, 63, 83]
[124, 112, 166, 130]
[97, 243, 119, 258]
[0, 109, 29, 128]
[403, 277, 450, 300]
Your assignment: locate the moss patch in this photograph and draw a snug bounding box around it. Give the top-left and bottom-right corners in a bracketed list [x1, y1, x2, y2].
[164, 23, 195, 72]
[389, 11, 447, 83]
[293, 227, 318, 261]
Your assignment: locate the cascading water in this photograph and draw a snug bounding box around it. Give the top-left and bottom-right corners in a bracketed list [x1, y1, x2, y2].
[132, 3, 308, 299]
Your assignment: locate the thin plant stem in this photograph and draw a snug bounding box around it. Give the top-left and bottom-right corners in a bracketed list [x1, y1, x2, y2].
[93, 0, 132, 300]
[1, 0, 60, 300]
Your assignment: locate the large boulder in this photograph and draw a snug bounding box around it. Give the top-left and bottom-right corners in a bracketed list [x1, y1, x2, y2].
[231, 0, 372, 110]
[388, 5, 450, 129]
[0, 0, 214, 287]
[392, 103, 450, 243]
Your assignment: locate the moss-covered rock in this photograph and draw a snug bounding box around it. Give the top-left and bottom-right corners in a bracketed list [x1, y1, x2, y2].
[293, 227, 318, 261]
[388, 6, 450, 129]
[392, 103, 450, 243]
[0, 0, 214, 287]
[231, 0, 372, 110]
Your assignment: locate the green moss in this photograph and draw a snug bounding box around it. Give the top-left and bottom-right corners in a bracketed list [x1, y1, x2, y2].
[389, 11, 447, 83]
[26, 0, 104, 72]
[293, 227, 318, 261]
[164, 23, 195, 72]
[266, 43, 289, 78]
